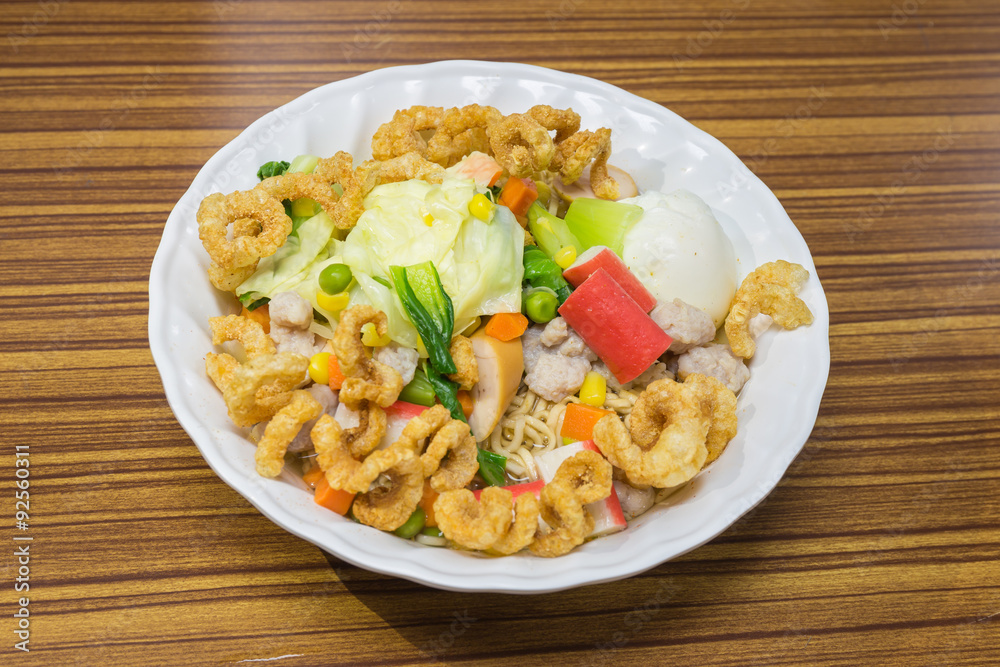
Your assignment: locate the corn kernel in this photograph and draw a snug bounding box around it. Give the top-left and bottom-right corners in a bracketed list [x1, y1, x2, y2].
[554, 245, 577, 270]
[308, 352, 331, 385]
[316, 290, 350, 312]
[468, 193, 494, 221]
[361, 322, 391, 347]
[579, 371, 607, 407]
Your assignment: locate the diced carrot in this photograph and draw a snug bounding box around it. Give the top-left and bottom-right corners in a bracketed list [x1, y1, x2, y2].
[314, 476, 355, 516]
[302, 464, 324, 489]
[498, 177, 538, 219]
[419, 481, 439, 527]
[240, 304, 270, 334]
[456, 390, 474, 420]
[560, 402, 614, 441]
[484, 312, 529, 342]
[328, 354, 347, 390]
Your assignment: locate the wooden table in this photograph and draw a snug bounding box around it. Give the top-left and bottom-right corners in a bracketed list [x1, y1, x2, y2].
[3, 0, 998, 664]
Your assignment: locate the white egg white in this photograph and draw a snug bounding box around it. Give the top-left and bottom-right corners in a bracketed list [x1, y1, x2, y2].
[620, 189, 738, 327]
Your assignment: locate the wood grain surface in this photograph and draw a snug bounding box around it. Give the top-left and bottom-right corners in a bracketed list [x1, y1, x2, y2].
[2, 0, 999, 664]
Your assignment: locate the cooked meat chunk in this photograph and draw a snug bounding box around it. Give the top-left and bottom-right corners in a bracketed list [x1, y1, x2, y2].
[650, 298, 716, 354]
[524, 353, 591, 402]
[268, 291, 313, 329]
[374, 342, 420, 386]
[287, 384, 338, 453]
[613, 480, 656, 520]
[676, 343, 750, 393]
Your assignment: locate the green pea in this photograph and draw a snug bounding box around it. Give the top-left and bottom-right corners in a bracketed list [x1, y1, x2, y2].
[393, 507, 426, 539]
[319, 263, 353, 295]
[525, 290, 559, 323]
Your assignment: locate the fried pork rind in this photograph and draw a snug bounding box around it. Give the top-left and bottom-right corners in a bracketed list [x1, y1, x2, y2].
[256, 171, 340, 217]
[683, 373, 738, 466]
[334, 305, 405, 409]
[209, 314, 275, 358]
[371, 106, 445, 161]
[725, 260, 814, 359]
[446, 335, 478, 390]
[421, 421, 478, 493]
[593, 379, 709, 489]
[552, 128, 617, 199]
[255, 390, 323, 477]
[426, 104, 502, 167]
[311, 414, 408, 494]
[394, 405, 478, 492]
[488, 112, 556, 178]
[489, 493, 541, 556]
[434, 487, 514, 551]
[352, 456, 425, 531]
[217, 352, 310, 428]
[369, 104, 621, 199]
[530, 450, 612, 558]
[197, 189, 292, 292]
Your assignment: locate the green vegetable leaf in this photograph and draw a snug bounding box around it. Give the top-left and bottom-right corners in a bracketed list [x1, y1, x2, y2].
[523, 246, 572, 304]
[390, 263, 457, 375]
[239, 295, 270, 310]
[476, 449, 507, 486]
[526, 201, 581, 259]
[423, 361, 465, 422]
[256, 160, 290, 181]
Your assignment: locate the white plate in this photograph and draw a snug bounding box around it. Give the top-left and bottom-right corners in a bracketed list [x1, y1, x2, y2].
[149, 60, 829, 594]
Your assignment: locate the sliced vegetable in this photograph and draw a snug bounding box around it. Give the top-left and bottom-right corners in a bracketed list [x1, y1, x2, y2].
[240, 304, 270, 333]
[560, 402, 614, 441]
[314, 476, 355, 516]
[534, 441, 626, 538]
[498, 177, 538, 219]
[467, 327, 524, 441]
[393, 507, 426, 538]
[302, 464, 324, 488]
[398, 367, 437, 407]
[523, 246, 572, 304]
[579, 371, 607, 407]
[256, 160, 290, 181]
[308, 352, 331, 385]
[484, 312, 529, 342]
[562, 246, 657, 313]
[419, 482, 439, 527]
[288, 154, 320, 174]
[424, 361, 465, 422]
[523, 288, 558, 324]
[291, 197, 319, 218]
[476, 448, 508, 486]
[526, 201, 581, 259]
[558, 268, 672, 383]
[456, 390, 474, 420]
[390, 262, 457, 374]
[563, 198, 644, 256]
[327, 354, 346, 390]
[318, 263, 353, 295]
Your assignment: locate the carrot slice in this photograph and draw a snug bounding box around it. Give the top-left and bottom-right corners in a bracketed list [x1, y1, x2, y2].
[484, 312, 529, 342]
[240, 304, 270, 334]
[498, 177, 538, 218]
[560, 402, 614, 441]
[302, 464, 324, 489]
[314, 476, 355, 516]
[456, 390, 474, 419]
[328, 354, 347, 390]
[418, 481, 439, 527]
